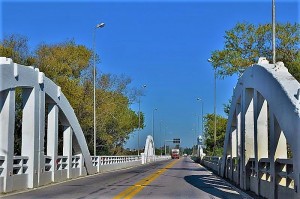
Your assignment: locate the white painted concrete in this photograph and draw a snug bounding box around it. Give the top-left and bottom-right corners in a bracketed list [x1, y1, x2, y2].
[217, 59, 300, 198]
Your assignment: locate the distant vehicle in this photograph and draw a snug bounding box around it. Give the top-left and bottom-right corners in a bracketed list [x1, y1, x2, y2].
[183, 153, 187, 157]
[171, 149, 180, 159]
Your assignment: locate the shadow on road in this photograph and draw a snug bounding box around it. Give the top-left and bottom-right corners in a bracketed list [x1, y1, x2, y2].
[184, 174, 244, 199]
[166, 167, 206, 171]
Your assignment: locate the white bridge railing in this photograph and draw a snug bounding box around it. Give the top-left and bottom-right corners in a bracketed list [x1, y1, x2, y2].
[91, 155, 171, 173]
[0, 154, 171, 193]
[201, 156, 295, 198]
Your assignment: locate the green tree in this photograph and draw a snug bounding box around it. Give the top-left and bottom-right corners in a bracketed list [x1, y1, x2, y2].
[0, 35, 36, 154]
[203, 114, 227, 156]
[182, 147, 193, 155]
[210, 22, 300, 81]
[0, 34, 35, 65]
[0, 35, 144, 155]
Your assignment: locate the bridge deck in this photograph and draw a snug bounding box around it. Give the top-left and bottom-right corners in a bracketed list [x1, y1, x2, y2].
[2, 157, 250, 199]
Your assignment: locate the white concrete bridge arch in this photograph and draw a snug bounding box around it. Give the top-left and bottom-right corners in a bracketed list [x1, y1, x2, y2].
[0, 57, 96, 192]
[0, 57, 166, 193]
[142, 135, 155, 164]
[221, 58, 300, 198]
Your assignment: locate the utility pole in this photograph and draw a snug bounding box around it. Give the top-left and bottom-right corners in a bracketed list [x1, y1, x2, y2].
[208, 59, 217, 155]
[152, 108, 158, 156]
[213, 68, 217, 154]
[137, 85, 146, 156]
[93, 22, 105, 157]
[164, 126, 167, 155]
[272, 0, 276, 64]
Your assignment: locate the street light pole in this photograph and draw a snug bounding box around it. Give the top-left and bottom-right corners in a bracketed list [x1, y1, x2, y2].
[93, 22, 105, 157]
[138, 85, 146, 156]
[197, 98, 204, 135]
[164, 125, 167, 155]
[152, 108, 158, 155]
[272, 0, 276, 64]
[201, 100, 204, 135]
[192, 128, 196, 155]
[208, 58, 217, 154]
[214, 68, 217, 153]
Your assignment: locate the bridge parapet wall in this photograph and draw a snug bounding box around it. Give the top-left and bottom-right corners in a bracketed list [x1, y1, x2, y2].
[92, 155, 142, 173]
[202, 156, 222, 175]
[90, 155, 171, 173]
[202, 156, 296, 198]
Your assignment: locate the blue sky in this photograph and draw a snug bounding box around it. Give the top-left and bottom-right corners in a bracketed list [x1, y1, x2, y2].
[1, 0, 299, 150]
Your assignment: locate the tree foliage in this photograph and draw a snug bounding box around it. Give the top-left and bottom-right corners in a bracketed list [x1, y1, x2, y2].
[0, 34, 143, 155]
[203, 114, 227, 156]
[0, 34, 35, 65]
[210, 22, 300, 81]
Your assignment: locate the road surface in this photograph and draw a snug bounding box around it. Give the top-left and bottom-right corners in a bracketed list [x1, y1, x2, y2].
[2, 157, 251, 199]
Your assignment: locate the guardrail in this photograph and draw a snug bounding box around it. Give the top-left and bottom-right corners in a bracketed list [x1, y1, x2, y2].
[90, 155, 171, 173]
[202, 156, 222, 175]
[100, 156, 140, 165]
[10, 156, 29, 191]
[0, 154, 171, 194]
[13, 156, 28, 175]
[200, 156, 295, 198]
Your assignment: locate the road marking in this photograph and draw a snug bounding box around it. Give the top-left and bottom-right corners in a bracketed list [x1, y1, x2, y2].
[0, 161, 151, 198]
[113, 159, 179, 199]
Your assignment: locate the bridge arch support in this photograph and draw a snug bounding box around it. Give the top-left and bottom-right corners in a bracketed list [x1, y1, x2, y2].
[221, 59, 300, 198]
[142, 135, 155, 164]
[0, 57, 96, 193]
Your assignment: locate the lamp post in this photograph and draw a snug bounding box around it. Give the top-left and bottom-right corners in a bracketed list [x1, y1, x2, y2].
[160, 121, 162, 156]
[208, 58, 217, 154]
[192, 128, 196, 155]
[93, 22, 105, 157]
[197, 98, 204, 135]
[138, 84, 147, 156]
[152, 108, 158, 155]
[164, 125, 167, 155]
[272, 0, 276, 64]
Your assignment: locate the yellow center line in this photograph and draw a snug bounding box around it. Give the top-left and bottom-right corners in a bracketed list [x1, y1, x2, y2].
[113, 159, 180, 199]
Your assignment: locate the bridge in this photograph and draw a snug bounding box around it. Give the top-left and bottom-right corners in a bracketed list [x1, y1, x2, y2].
[0, 57, 299, 198]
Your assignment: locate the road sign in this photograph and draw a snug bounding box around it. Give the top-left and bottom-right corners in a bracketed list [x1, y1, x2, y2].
[173, 138, 180, 144]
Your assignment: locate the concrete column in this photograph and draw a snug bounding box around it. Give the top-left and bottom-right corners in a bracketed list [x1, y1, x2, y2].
[254, 91, 268, 195]
[63, 126, 72, 179]
[38, 85, 45, 185]
[231, 125, 237, 181]
[71, 134, 84, 175]
[47, 104, 58, 181]
[244, 88, 255, 190]
[236, 100, 242, 187]
[226, 128, 232, 179]
[21, 88, 39, 188]
[269, 111, 287, 199]
[0, 89, 15, 192]
[231, 111, 237, 159]
[232, 129, 237, 158]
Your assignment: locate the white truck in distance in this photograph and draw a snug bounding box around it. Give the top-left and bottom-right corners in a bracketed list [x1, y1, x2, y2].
[171, 149, 179, 159]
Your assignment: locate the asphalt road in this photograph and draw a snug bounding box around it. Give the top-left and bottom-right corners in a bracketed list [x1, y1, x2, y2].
[1, 157, 251, 199]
